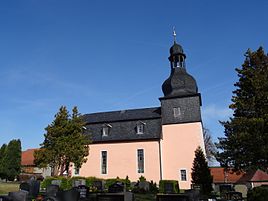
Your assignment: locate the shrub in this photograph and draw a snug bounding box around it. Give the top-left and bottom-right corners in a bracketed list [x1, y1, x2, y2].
[159, 180, 179, 194]
[247, 186, 268, 201]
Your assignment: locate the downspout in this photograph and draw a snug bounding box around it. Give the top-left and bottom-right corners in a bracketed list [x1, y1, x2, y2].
[158, 140, 163, 181]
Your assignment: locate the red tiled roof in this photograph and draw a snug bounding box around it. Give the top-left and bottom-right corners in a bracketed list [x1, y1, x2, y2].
[21, 148, 38, 166]
[237, 169, 268, 183]
[210, 167, 245, 184]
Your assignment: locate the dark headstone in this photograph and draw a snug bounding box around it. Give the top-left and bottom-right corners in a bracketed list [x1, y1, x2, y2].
[0, 195, 13, 201]
[42, 196, 59, 201]
[93, 180, 103, 192]
[185, 189, 200, 201]
[28, 179, 40, 198]
[46, 184, 60, 197]
[20, 182, 30, 192]
[77, 185, 89, 198]
[108, 182, 124, 193]
[58, 189, 79, 201]
[138, 181, 150, 191]
[8, 191, 28, 201]
[163, 182, 175, 194]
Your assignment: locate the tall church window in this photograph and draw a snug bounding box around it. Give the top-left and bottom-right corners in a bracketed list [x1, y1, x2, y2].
[101, 151, 107, 174]
[180, 169, 187, 181]
[137, 149, 144, 173]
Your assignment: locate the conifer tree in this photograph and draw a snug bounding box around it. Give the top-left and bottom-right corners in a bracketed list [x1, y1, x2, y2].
[191, 146, 213, 196]
[1, 140, 21, 181]
[0, 144, 7, 179]
[217, 47, 268, 172]
[34, 106, 90, 176]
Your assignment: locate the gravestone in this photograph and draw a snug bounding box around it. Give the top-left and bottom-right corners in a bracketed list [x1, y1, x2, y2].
[163, 182, 175, 194]
[8, 191, 28, 201]
[108, 182, 124, 193]
[77, 185, 89, 199]
[20, 182, 30, 192]
[185, 189, 200, 201]
[138, 181, 150, 192]
[28, 179, 40, 198]
[46, 184, 60, 197]
[92, 180, 103, 192]
[58, 189, 79, 201]
[0, 196, 13, 201]
[72, 179, 86, 187]
[51, 180, 61, 187]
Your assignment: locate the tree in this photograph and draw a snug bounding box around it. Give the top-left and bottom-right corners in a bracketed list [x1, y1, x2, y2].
[203, 128, 217, 162]
[0, 144, 7, 179]
[34, 106, 90, 176]
[1, 140, 21, 181]
[191, 146, 213, 196]
[217, 47, 268, 172]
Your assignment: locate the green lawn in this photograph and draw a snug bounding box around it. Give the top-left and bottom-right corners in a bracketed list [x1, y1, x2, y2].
[0, 182, 19, 195]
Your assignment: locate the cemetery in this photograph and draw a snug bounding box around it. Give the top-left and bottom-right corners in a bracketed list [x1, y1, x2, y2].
[0, 175, 248, 201]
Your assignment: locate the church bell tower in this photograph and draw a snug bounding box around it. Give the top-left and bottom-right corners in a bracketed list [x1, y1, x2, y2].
[159, 30, 205, 189]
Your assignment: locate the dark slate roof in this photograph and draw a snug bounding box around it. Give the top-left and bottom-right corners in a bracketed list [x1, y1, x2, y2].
[83, 107, 161, 124]
[82, 107, 162, 143]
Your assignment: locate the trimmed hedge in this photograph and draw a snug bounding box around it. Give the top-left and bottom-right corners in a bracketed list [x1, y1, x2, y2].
[159, 180, 179, 194]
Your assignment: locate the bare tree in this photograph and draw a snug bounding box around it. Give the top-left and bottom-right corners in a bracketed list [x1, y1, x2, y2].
[203, 128, 217, 162]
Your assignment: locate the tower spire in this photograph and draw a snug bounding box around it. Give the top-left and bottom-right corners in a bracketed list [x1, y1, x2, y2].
[173, 26, 177, 43]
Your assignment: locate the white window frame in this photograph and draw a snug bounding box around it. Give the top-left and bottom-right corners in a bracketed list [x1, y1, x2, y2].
[173, 107, 181, 118]
[137, 149, 145, 173]
[136, 121, 145, 134]
[102, 124, 112, 137]
[101, 150, 108, 175]
[180, 169, 187, 181]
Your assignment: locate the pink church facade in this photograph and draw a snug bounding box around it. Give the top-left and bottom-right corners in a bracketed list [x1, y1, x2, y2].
[76, 40, 205, 189]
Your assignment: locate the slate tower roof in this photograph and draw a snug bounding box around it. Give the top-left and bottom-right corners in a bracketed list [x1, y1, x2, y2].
[162, 38, 198, 98]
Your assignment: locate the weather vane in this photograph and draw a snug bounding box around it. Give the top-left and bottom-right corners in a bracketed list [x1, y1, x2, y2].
[173, 26, 177, 43]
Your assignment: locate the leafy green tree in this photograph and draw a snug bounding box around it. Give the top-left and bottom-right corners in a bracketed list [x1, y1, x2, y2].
[191, 146, 213, 196]
[34, 106, 90, 176]
[1, 140, 21, 181]
[0, 144, 7, 179]
[217, 47, 268, 172]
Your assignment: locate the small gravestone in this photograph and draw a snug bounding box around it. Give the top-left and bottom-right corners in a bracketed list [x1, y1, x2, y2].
[108, 182, 124, 193]
[46, 184, 60, 197]
[77, 185, 89, 199]
[28, 179, 40, 198]
[93, 180, 103, 192]
[138, 181, 150, 192]
[51, 180, 61, 187]
[58, 189, 79, 201]
[72, 179, 86, 187]
[164, 182, 175, 194]
[97, 194, 124, 201]
[185, 189, 200, 201]
[20, 182, 30, 192]
[8, 191, 28, 201]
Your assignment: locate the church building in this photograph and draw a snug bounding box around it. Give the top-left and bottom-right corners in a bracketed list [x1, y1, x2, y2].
[77, 37, 205, 189]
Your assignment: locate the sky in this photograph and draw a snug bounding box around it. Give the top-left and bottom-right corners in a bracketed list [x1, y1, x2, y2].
[0, 0, 268, 151]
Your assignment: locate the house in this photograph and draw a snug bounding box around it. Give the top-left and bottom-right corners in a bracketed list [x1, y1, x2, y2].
[75, 36, 205, 190]
[21, 148, 51, 180]
[210, 167, 268, 198]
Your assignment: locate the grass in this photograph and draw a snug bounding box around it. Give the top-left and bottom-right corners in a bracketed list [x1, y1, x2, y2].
[0, 182, 19, 195]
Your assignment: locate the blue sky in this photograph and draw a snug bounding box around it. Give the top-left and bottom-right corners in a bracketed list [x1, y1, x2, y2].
[0, 0, 268, 150]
